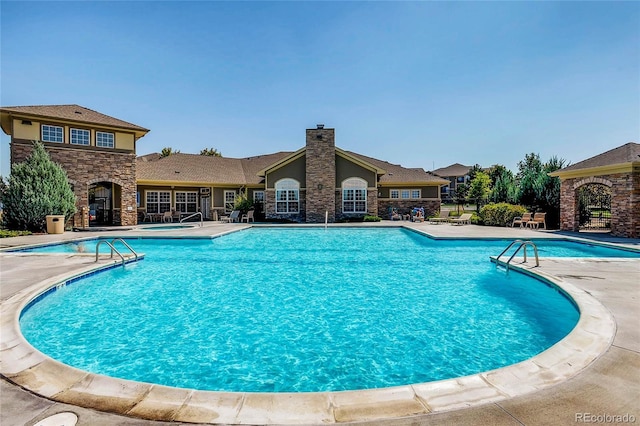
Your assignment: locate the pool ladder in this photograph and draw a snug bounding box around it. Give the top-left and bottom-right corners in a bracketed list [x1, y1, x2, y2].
[495, 239, 539, 272]
[180, 211, 203, 227]
[95, 238, 139, 266]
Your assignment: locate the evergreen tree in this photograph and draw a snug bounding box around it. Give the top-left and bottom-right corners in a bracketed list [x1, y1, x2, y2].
[516, 153, 543, 209]
[2, 142, 76, 232]
[160, 147, 180, 158]
[199, 148, 222, 157]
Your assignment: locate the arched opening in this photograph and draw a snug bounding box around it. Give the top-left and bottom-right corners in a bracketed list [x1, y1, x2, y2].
[577, 183, 612, 232]
[342, 177, 367, 214]
[88, 181, 122, 226]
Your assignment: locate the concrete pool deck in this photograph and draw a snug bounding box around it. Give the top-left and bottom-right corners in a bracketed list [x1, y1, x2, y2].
[1, 222, 638, 425]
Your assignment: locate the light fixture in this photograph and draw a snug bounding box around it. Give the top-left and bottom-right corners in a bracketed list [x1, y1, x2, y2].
[317, 183, 323, 190]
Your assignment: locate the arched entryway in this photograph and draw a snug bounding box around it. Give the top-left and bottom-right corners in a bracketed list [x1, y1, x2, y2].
[577, 183, 612, 232]
[88, 181, 123, 226]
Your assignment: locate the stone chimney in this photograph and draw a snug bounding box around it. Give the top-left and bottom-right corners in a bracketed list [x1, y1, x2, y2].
[305, 125, 336, 223]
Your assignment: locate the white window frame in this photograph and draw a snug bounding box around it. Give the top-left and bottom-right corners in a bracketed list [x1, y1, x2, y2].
[70, 128, 90, 146]
[390, 189, 399, 199]
[275, 178, 300, 214]
[224, 190, 236, 213]
[145, 191, 171, 214]
[175, 191, 198, 213]
[42, 124, 63, 143]
[342, 177, 367, 213]
[411, 189, 421, 199]
[401, 189, 411, 199]
[96, 131, 115, 148]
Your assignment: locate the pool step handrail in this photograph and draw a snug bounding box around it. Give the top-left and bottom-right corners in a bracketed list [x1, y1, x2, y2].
[95, 240, 126, 266]
[496, 240, 539, 272]
[110, 238, 139, 261]
[180, 211, 203, 227]
[95, 238, 139, 266]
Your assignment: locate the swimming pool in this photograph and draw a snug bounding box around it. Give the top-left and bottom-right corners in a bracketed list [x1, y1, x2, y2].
[18, 228, 634, 393]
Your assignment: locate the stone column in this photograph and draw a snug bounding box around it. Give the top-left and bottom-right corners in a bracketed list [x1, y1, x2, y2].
[305, 126, 336, 223]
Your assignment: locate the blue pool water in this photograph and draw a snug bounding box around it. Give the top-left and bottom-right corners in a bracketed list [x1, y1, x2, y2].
[20, 228, 627, 392]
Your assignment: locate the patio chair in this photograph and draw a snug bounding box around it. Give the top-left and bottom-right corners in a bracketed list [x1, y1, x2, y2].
[512, 213, 533, 228]
[527, 212, 547, 229]
[227, 210, 241, 223]
[429, 209, 450, 224]
[241, 210, 255, 223]
[162, 211, 174, 223]
[450, 213, 472, 226]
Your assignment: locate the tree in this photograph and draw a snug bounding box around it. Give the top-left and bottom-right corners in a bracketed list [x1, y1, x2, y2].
[516, 153, 543, 210]
[489, 167, 517, 204]
[199, 148, 222, 157]
[453, 182, 469, 214]
[160, 147, 180, 158]
[2, 142, 76, 232]
[468, 164, 484, 181]
[467, 171, 491, 211]
[537, 155, 567, 229]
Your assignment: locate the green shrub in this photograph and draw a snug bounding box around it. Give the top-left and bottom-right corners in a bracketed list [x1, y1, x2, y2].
[0, 229, 32, 238]
[2, 142, 76, 232]
[480, 203, 527, 227]
[233, 191, 254, 214]
[363, 215, 381, 222]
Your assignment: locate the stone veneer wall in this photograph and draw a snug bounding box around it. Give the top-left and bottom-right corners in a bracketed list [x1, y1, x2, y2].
[559, 172, 640, 238]
[11, 140, 138, 227]
[305, 128, 336, 223]
[378, 199, 441, 220]
[334, 189, 379, 221]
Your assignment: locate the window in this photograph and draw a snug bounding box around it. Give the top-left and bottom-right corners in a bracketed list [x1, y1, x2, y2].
[224, 191, 236, 213]
[342, 178, 367, 213]
[390, 189, 399, 199]
[146, 191, 171, 214]
[42, 125, 63, 143]
[96, 131, 115, 148]
[275, 178, 299, 213]
[136, 191, 140, 207]
[175, 191, 197, 213]
[411, 189, 421, 199]
[401, 189, 410, 199]
[253, 190, 265, 212]
[70, 128, 90, 145]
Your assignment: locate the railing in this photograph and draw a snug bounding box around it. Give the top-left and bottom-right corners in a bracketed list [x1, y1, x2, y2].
[95, 238, 139, 266]
[180, 212, 203, 227]
[495, 240, 539, 272]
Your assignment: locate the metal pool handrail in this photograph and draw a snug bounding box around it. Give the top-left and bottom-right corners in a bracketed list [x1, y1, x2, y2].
[180, 212, 203, 227]
[496, 239, 539, 272]
[95, 238, 139, 266]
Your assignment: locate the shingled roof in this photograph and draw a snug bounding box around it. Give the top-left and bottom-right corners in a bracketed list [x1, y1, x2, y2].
[346, 151, 449, 185]
[432, 163, 471, 177]
[555, 142, 640, 172]
[137, 152, 291, 185]
[0, 104, 149, 134]
[138, 149, 447, 187]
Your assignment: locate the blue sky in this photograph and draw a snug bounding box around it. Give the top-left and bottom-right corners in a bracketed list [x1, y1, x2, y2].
[1, 1, 638, 177]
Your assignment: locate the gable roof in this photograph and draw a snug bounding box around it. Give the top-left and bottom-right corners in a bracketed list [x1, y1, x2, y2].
[347, 152, 449, 185]
[137, 152, 291, 186]
[557, 142, 640, 172]
[549, 142, 640, 178]
[138, 148, 447, 187]
[0, 104, 149, 136]
[432, 163, 471, 177]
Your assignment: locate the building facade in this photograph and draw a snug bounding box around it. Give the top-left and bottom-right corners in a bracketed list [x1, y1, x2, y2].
[1, 105, 149, 228]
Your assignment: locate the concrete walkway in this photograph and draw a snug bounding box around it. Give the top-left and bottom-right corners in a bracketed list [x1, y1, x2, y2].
[1, 222, 638, 425]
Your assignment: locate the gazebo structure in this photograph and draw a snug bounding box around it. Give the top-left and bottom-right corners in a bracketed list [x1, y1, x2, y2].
[550, 142, 640, 238]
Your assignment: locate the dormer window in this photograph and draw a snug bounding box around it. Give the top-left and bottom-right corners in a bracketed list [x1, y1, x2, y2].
[70, 128, 90, 146]
[41, 125, 63, 143]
